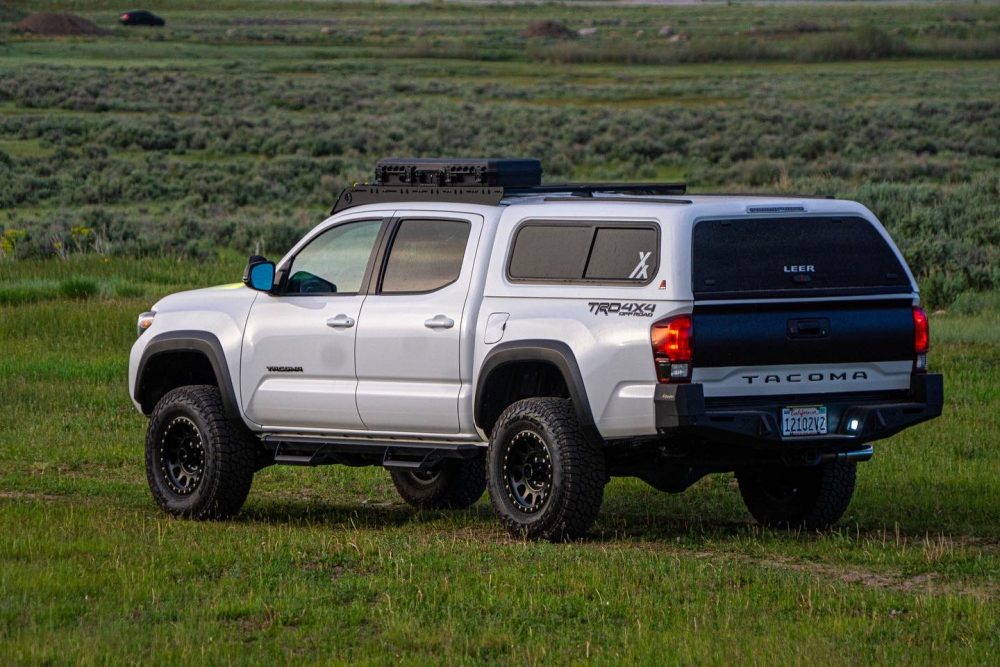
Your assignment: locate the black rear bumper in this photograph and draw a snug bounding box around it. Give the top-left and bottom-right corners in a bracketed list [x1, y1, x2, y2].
[654, 373, 943, 449]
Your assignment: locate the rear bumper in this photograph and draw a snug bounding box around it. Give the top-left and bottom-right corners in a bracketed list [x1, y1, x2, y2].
[654, 373, 943, 449]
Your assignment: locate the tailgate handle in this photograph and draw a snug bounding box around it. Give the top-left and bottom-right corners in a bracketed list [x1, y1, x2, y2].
[787, 318, 829, 339]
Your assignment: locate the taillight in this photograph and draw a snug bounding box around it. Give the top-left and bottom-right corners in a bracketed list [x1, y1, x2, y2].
[913, 306, 929, 372]
[651, 314, 693, 383]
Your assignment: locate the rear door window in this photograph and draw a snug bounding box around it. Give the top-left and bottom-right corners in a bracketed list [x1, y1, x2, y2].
[508, 222, 658, 284]
[380, 219, 471, 294]
[692, 216, 909, 299]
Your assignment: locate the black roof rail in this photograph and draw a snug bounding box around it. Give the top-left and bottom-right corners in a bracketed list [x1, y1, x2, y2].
[332, 185, 505, 214]
[331, 182, 689, 213]
[506, 183, 687, 197]
[689, 191, 836, 199]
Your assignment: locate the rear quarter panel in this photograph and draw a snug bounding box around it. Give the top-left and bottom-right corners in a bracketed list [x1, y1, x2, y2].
[477, 203, 694, 439]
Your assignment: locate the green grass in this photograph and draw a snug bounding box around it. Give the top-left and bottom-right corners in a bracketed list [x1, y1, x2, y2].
[0, 259, 998, 664]
[1, 1, 999, 662]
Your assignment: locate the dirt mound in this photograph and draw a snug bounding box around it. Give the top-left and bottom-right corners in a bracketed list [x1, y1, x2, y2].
[523, 20, 576, 39]
[12, 12, 109, 36]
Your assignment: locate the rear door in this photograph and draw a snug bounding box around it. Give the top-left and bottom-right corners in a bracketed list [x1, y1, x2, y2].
[355, 212, 483, 433]
[689, 215, 917, 399]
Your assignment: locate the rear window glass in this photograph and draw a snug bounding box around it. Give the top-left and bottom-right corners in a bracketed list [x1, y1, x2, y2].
[381, 219, 470, 293]
[508, 222, 658, 283]
[508, 225, 593, 280]
[692, 216, 908, 298]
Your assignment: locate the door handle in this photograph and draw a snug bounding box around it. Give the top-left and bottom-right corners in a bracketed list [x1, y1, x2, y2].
[424, 314, 455, 330]
[326, 314, 355, 329]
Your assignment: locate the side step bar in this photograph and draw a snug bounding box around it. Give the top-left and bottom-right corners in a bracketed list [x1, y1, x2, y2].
[262, 434, 485, 472]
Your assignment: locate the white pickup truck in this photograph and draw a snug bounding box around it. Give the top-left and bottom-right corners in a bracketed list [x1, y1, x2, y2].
[129, 158, 942, 540]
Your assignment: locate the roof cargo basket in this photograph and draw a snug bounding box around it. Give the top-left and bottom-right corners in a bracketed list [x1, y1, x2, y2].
[375, 158, 543, 188]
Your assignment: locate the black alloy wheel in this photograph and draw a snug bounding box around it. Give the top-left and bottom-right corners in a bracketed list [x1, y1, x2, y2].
[156, 415, 205, 495]
[501, 430, 553, 514]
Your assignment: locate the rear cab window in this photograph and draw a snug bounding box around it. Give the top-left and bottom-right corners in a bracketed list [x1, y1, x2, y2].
[692, 216, 910, 299]
[507, 221, 659, 284]
[380, 218, 471, 294]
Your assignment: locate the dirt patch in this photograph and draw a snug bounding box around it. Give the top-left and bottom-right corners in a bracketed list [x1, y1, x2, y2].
[757, 555, 999, 600]
[0, 490, 61, 502]
[523, 20, 576, 40]
[12, 12, 109, 36]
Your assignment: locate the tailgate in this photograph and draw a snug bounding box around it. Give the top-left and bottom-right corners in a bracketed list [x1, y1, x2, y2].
[692, 300, 916, 398]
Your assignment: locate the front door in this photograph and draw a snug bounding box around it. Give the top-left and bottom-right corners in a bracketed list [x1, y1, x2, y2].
[355, 213, 482, 434]
[241, 216, 386, 430]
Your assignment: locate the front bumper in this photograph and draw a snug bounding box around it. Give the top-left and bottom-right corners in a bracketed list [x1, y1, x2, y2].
[654, 373, 943, 449]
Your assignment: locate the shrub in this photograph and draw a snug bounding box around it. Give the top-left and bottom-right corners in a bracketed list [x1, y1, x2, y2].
[798, 26, 910, 62]
[920, 272, 966, 310]
[57, 276, 99, 300]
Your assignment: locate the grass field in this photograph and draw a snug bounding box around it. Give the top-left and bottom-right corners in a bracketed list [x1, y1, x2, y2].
[1, 1, 999, 664]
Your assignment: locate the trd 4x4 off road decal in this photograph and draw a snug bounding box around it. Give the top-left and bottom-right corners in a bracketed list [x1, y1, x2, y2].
[588, 302, 656, 317]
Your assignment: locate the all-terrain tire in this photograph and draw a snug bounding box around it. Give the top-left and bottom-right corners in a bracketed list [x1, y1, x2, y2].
[145, 385, 257, 519]
[736, 461, 857, 530]
[390, 458, 486, 510]
[487, 398, 606, 542]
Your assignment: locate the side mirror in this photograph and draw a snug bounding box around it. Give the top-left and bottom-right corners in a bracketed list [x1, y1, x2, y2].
[243, 256, 275, 292]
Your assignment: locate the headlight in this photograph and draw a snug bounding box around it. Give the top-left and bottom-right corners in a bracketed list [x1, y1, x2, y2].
[137, 311, 156, 337]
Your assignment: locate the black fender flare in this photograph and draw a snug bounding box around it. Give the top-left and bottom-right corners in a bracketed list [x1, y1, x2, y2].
[135, 330, 241, 419]
[475, 339, 597, 436]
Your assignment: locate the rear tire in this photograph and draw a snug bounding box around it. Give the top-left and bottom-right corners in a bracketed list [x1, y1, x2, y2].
[145, 385, 257, 519]
[736, 461, 856, 530]
[487, 398, 606, 542]
[390, 458, 486, 510]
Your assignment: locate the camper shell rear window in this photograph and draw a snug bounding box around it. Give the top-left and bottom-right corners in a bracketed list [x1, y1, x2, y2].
[692, 216, 909, 299]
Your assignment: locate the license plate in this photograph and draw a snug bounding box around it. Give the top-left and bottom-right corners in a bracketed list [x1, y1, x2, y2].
[781, 406, 828, 437]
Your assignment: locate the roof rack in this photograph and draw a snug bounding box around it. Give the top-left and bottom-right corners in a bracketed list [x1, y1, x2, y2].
[331, 158, 687, 213]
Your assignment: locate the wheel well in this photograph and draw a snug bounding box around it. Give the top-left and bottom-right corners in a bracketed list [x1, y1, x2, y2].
[477, 361, 570, 436]
[137, 351, 219, 414]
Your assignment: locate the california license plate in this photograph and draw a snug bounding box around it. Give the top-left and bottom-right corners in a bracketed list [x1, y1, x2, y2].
[781, 406, 828, 437]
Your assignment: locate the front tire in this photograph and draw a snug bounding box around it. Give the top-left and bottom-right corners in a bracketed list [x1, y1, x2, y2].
[390, 458, 486, 510]
[145, 385, 257, 519]
[736, 461, 857, 530]
[487, 398, 606, 542]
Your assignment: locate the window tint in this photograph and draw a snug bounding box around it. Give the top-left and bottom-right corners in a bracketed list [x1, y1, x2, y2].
[508, 222, 658, 283]
[585, 227, 658, 280]
[286, 219, 381, 295]
[381, 219, 471, 293]
[692, 216, 909, 298]
[508, 225, 593, 280]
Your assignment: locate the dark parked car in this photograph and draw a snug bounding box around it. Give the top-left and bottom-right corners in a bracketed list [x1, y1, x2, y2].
[119, 10, 164, 26]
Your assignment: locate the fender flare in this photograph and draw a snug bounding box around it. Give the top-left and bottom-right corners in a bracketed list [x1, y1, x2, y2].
[475, 339, 596, 435]
[135, 330, 240, 419]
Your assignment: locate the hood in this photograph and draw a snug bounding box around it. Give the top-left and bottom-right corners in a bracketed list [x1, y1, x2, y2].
[151, 283, 258, 314]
